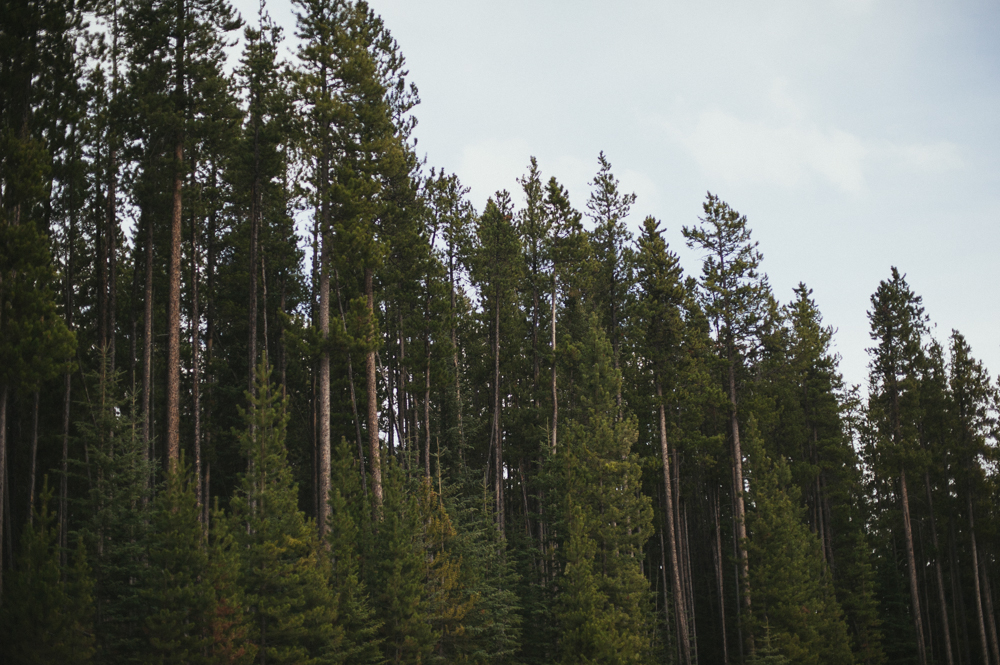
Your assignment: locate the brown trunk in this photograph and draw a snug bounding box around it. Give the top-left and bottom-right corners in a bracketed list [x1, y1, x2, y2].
[166, 0, 185, 471]
[658, 386, 691, 665]
[107, 148, 117, 374]
[713, 488, 729, 665]
[0, 385, 6, 596]
[60, 370, 71, 557]
[924, 472, 954, 665]
[551, 276, 557, 453]
[365, 267, 383, 512]
[493, 288, 503, 535]
[983, 560, 1000, 665]
[970, 493, 991, 665]
[26, 389, 39, 524]
[317, 229, 331, 537]
[449, 267, 464, 457]
[192, 208, 202, 511]
[334, 267, 367, 495]
[728, 359, 750, 616]
[901, 468, 928, 665]
[142, 212, 153, 460]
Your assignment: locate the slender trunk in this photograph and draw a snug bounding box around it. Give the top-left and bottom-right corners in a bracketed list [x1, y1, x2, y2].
[551, 275, 557, 454]
[713, 488, 729, 665]
[365, 267, 383, 512]
[107, 150, 117, 375]
[142, 212, 153, 460]
[970, 493, 991, 665]
[262, 255, 270, 365]
[27, 390, 39, 523]
[334, 267, 366, 494]
[60, 370, 71, 558]
[493, 287, 503, 535]
[924, 472, 954, 665]
[659, 385, 690, 665]
[449, 262, 464, 458]
[248, 70, 261, 398]
[728, 359, 750, 617]
[983, 560, 1000, 665]
[682, 502, 698, 663]
[192, 208, 202, 511]
[424, 325, 431, 480]
[317, 231, 330, 537]
[901, 468, 928, 665]
[0, 385, 7, 596]
[166, 0, 185, 471]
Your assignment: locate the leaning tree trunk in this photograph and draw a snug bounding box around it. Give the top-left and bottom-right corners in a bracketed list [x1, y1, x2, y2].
[334, 267, 366, 496]
[317, 229, 331, 538]
[969, 492, 991, 665]
[191, 207, 202, 511]
[551, 276, 557, 454]
[924, 472, 954, 665]
[658, 385, 691, 665]
[901, 468, 928, 665]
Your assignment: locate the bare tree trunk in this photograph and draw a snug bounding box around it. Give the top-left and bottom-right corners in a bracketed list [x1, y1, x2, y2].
[493, 289, 503, 535]
[924, 472, 954, 665]
[27, 390, 39, 524]
[0, 385, 7, 596]
[728, 359, 750, 620]
[424, 326, 431, 481]
[365, 267, 383, 512]
[142, 212, 153, 462]
[166, 0, 186, 471]
[334, 267, 366, 494]
[192, 208, 202, 511]
[60, 370, 71, 558]
[983, 560, 1000, 665]
[658, 385, 690, 665]
[317, 229, 331, 537]
[713, 487, 729, 665]
[551, 276, 557, 454]
[901, 468, 928, 665]
[970, 492, 991, 665]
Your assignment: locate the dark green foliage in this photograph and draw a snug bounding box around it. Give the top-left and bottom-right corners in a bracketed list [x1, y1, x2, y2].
[0, 479, 95, 664]
[223, 361, 343, 664]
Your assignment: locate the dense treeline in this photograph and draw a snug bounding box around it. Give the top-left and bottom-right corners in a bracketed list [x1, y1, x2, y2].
[1, 1, 998, 663]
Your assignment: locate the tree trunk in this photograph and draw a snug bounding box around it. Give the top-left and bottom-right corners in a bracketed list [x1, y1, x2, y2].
[712, 487, 729, 665]
[142, 212, 153, 461]
[551, 275, 557, 454]
[27, 390, 39, 524]
[166, 0, 185, 471]
[333, 267, 366, 494]
[317, 229, 330, 537]
[192, 208, 202, 511]
[970, 492, 991, 665]
[924, 472, 954, 665]
[449, 259, 464, 459]
[983, 559, 1000, 665]
[0, 384, 7, 596]
[658, 385, 691, 665]
[493, 287, 503, 535]
[365, 267, 383, 512]
[900, 468, 928, 665]
[728, 358, 750, 617]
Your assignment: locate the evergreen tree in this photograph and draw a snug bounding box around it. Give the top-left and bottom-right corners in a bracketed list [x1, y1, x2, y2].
[0, 479, 94, 664]
[224, 360, 343, 664]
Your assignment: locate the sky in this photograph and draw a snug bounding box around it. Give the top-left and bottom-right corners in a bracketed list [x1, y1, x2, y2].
[235, 0, 1000, 390]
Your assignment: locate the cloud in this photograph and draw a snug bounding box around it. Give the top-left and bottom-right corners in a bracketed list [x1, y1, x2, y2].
[458, 138, 533, 209]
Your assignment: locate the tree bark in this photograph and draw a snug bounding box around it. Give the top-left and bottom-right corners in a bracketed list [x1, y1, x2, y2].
[365, 267, 383, 512]
[658, 385, 691, 665]
[142, 212, 153, 461]
[924, 472, 954, 665]
[0, 385, 7, 596]
[983, 559, 1000, 665]
[551, 276, 557, 454]
[493, 285, 503, 535]
[712, 487, 729, 665]
[970, 492, 991, 665]
[192, 207, 202, 511]
[900, 468, 928, 665]
[27, 390, 39, 524]
[166, 0, 186, 472]
[317, 229, 331, 538]
[727, 358, 750, 617]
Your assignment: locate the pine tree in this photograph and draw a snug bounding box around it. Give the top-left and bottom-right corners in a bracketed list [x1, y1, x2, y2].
[555, 314, 653, 664]
[744, 419, 854, 665]
[224, 359, 343, 664]
[0, 478, 95, 664]
[865, 267, 929, 665]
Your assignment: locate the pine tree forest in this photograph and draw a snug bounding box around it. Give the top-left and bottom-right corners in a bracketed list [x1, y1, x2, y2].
[1, 2, 998, 664]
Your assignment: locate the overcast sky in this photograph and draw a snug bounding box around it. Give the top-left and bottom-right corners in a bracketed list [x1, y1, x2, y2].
[237, 0, 1000, 390]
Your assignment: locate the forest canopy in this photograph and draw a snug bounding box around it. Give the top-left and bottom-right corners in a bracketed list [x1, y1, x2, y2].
[0, 1, 997, 664]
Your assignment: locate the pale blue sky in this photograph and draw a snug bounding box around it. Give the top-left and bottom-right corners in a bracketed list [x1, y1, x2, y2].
[238, 0, 1000, 389]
